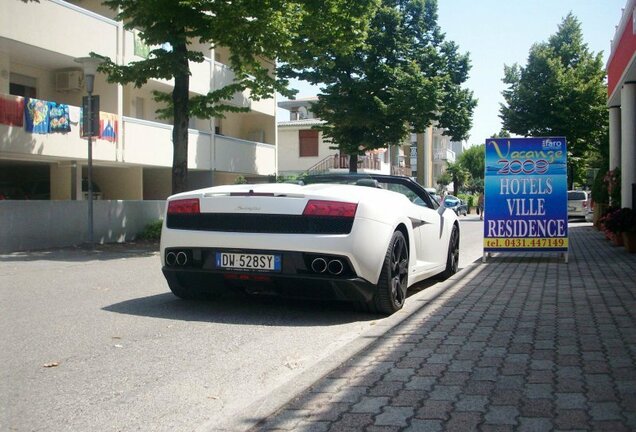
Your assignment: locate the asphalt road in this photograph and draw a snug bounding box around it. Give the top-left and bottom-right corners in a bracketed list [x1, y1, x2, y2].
[0, 215, 484, 432]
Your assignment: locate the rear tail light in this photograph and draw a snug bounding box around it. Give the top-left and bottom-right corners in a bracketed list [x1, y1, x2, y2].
[583, 201, 587, 208]
[168, 198, 200, 214]
[302, 200, 357, 217]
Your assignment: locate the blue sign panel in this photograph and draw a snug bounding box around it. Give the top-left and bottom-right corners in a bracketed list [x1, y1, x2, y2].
[484, 137, 568, 252]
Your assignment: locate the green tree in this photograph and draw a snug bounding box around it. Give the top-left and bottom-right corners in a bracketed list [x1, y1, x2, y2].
[499, 13, 607, 189]
[445, 161, 469, 195]
[436, 171, 451, 190]
[490, 130, 510, 138]
[284, 0, 476, 172]
[458, 144, 484, 181]
[96, 0, 376, 193]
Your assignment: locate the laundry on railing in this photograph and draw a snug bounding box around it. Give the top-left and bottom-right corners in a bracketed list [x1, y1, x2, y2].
[0, 93, 120, 141]
[25, 98, 51, 134]
[49, 102, 71, 133]
[0, 94, 24, 127]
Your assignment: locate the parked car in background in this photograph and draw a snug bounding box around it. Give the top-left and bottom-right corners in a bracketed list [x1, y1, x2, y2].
[424, 187, 442, 205]
[0, 182, 29, 200]
[443, 195, 468, 216]
[567, 190, 589, 219]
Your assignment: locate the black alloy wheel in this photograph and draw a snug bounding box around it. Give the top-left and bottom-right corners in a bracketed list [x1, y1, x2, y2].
[440, 225, 460, 279]
[375, 230, 409, 314]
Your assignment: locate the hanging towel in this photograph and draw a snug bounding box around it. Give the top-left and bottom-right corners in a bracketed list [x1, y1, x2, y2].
[0, 95, 25, 126]
[68, 105, 81, 124]
[24, 98, 50, 134]
[100, 112, 118, 142]
[49, 102, 71, 133]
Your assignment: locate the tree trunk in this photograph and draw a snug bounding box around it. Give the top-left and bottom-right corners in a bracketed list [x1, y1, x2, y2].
[172, 42, 190, 195]
[349, 153, 358, 173]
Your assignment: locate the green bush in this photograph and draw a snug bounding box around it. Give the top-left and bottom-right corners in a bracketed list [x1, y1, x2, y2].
[591, 167, 609, 205]
[138, 220, 163, 241]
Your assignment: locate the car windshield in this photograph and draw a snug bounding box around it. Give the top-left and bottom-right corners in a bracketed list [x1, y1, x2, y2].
[303, 174, 438, 209]
[568, 191, 587, 200]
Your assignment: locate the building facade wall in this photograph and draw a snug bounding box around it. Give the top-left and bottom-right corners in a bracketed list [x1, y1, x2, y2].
[0, 0, 277, 205]
[607, 0, 636, 209]
[278, 125, 334, 175]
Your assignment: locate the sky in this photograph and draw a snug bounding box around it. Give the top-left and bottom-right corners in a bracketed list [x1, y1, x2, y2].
[278, 0, 628, 145]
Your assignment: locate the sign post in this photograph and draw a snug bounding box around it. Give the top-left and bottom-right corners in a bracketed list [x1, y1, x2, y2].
[483, 137, 568, 263]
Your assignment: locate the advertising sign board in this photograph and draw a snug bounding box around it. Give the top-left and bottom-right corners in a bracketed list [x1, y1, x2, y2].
[483, 137, 568, 261]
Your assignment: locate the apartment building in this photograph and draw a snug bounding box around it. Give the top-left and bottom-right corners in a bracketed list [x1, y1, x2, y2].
[0, 0, 277, 201]
[278, 97, 410, 177]
[410, 128, 459, 191]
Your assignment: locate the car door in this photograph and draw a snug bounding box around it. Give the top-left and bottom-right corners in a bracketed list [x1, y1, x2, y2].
[385, 182, 446, 270]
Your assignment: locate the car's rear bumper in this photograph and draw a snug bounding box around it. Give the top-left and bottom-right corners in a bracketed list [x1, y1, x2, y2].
[160, 247, 377, 302]
[162, 267, 376, 302]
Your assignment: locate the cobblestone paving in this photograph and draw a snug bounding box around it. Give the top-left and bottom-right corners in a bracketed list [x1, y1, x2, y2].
[251, 226, 636, 431]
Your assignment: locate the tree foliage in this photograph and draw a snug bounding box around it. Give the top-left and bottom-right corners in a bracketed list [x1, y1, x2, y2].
[458, 144, 484, 181]
[95, 0, 376, 193]
[499, 13, 608, 188]
[444, 161, 469, 195]
[282, 0, 476, 172]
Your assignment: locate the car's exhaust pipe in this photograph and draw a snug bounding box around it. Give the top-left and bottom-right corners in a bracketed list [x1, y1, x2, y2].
[176, 251, 188, 266]
[311, 258, 327, 273]
[166, 251, 177, 267]
[327, 259, 344, 275]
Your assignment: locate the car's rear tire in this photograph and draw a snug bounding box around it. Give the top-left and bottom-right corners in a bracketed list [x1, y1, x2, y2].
[373, 230, 409, 315]
[439, 225, 459, 279]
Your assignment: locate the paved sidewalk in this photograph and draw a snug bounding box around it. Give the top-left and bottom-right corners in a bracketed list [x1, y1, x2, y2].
[251, 225, 636, 431]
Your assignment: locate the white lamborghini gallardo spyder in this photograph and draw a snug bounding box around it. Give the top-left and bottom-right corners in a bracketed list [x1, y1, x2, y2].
[160, 174, 459, 315]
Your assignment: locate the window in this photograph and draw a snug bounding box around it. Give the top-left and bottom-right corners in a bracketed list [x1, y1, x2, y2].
[135, 97, 145, 118]
[299, 130, 319, 157]
[10, 73, 37, 98]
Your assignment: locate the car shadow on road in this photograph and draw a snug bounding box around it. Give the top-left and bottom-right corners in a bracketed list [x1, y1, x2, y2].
[102, 276, 441, 326]
[0, 242, 159, 263]
[102, 289, 384, 326]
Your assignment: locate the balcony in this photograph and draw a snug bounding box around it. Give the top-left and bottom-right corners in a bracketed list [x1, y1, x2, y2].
[213, 62, 251, 109]
[0, 93, 273, 176]
[121, 118, 213, 170]
[1, 0, 118, 61]
[214, 135, 275, 176]
[433, 148, 456, 163]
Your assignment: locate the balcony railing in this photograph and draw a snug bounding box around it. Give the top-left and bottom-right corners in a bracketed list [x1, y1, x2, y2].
[213, 62, 251, 109]
[301, 154, 414, 176]
[0, 93, 273, 176]
[391, 166, 412, 177]
[434, 148, 456, 163]
[304, 154, 383, 175]
[1, 0, 118, 60]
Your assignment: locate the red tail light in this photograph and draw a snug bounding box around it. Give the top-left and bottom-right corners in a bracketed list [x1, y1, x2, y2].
[168, 198, 200, 214]
[302, 200, 357, 217]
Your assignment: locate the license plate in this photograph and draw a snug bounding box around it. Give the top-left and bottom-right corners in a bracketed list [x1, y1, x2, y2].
[215, 252, 281, 272]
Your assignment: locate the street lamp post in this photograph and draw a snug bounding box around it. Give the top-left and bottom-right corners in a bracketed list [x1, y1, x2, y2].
[75, 57, 102, 247]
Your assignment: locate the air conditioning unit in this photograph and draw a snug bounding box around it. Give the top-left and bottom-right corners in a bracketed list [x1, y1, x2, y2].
[55, 70, 83, 92]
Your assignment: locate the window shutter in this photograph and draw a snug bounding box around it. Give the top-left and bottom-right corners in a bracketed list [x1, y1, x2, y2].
[299, 130, 319, 157]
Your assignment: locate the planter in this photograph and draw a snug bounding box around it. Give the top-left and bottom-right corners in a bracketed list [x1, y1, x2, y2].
[613, 232, 624, 246]
[623, 232, 636, 253]
[593, 204, 608, 228]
